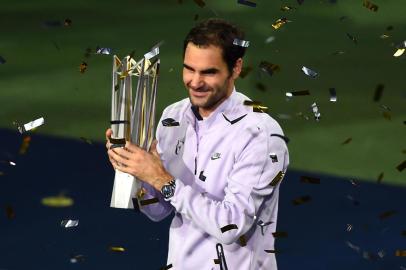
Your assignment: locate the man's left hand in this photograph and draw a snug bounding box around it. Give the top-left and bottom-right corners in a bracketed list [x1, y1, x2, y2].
[107, 140, 173, 191]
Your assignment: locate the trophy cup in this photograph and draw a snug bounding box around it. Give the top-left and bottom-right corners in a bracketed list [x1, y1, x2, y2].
[109, 44, 160, 209]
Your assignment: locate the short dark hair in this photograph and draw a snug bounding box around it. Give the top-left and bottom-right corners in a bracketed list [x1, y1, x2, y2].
[183, 18, 246, 74]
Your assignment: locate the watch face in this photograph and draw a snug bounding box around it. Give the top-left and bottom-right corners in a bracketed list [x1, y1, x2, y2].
[162, 184, 174, 198]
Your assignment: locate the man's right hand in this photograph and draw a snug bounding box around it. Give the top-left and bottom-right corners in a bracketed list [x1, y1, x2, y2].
[105, 128, 116, 169]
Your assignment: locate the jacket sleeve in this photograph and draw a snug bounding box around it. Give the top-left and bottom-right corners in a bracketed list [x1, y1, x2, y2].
[138, 109, 174, 222]
[167, 121, 289, 244]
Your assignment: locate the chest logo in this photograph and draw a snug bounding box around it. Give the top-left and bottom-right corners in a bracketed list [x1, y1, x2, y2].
[211, 152, 221, 160]
[162, 118, 179, 127]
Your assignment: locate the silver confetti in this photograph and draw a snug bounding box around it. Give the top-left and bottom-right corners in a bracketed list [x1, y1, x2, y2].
[16, 117, 45, 134]
[329, 88, 337, 102]
[233, 38, 250, 48]
[61, 219, 79, 228]
[301, 66, 318, 78]
[310, 102, 321, 121]
[96, 47, 112, 55]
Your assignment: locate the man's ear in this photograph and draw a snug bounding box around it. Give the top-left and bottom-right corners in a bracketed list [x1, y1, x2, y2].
[232, 58, 243, 80]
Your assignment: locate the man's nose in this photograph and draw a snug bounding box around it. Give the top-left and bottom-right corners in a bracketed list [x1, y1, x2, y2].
[189, 73, 204, 89]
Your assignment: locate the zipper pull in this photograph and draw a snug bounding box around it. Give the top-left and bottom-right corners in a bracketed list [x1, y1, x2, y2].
[194, 157, 197, 175]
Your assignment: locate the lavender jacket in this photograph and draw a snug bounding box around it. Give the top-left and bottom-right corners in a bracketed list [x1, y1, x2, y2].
[140, 90, 289, 270]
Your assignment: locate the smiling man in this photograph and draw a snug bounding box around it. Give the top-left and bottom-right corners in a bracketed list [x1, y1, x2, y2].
[106, 18, 289, 270]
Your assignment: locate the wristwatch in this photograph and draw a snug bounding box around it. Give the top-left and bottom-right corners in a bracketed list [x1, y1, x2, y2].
[160, 178, 176, 200]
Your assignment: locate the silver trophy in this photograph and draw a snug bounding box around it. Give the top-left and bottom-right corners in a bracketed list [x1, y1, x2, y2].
[110, 44, 160, 209]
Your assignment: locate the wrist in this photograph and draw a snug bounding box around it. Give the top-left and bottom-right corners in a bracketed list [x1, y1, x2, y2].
[154, 173, 174, 191]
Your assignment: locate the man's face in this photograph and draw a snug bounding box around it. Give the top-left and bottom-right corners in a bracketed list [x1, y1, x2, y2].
[183, 43, 237, 117]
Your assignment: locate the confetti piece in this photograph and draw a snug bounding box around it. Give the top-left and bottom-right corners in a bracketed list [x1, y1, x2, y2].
[0, 56, 6, 64]
[243, 100, 268, 113]
[79, 62, 87, 73]
[346, 33, 357, 44]
[272, 231, 288, 238]
[394, 48, 405, 57]
[276, 114, 292, 120]
[341, 137, 352, 145]
[377, 172, 384, 183]
[19, 136, 31, 155]
[265, 249, 280, 253]
[346, 224, 353, 232]
[220, 224, 238, 233]
[302, 66, 318, 78]
[346, 241, 361, 253]
[296, 112, 309, 120]
[109, 246, 125, 252]
[396, 160, 406, 172]
[79, 137, 92, 145]
[239, 235, 247, 246]
[272, 18, 288, 30]
[96, 47, 112, 55]
[292, 195, 311, 205]
[382, 111, 391, 120]
[380, 34, 390, 39]
[396, 250, 406, 257]
[160, 263, 173, 270]
[16, 117, 45, 134]
[237, 0, 257, 7]
[373, 84, 384, 101]
[233, 38, 250, 48]
[144, 41, 163, 60]
[259, 61, 280, 76]
[281, 6, 295, 11]
[161, 118, 179, 127]
[286, 90, 310, 97]
[348, 179, 359, 187]
[193, 0, 205, 8]
[70, 255, 85, 263]
[269, 153, 278, 163]
[5, 205, 15, 219]
[136, 187, 147, 200]
[41, 195, 74, 207]
[329, 88, 337, 102]
[265, 36, 275, 43]
[139, 197, 159, 206]
[310, 102, 321, 121]
[64, 18, 72, 27]
[363, 0, 378, 12]
[332, 50, 345, 55]
[269, 171, 284, 187]
[239, 66, 253, 78]
[61, 219, 79, 228]
[346, 195, 360, 206]
[379, 210, 397, 219]
[300, 176, 320, 184]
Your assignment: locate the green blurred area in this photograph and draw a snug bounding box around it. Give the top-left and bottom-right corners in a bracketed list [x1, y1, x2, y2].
[0, 0, 405, 184]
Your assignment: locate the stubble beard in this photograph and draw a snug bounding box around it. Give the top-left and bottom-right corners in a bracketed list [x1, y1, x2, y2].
[188, 79, 231, 111]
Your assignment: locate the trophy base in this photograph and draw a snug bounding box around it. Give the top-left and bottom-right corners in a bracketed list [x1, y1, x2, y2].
[110, 170, 140, 209]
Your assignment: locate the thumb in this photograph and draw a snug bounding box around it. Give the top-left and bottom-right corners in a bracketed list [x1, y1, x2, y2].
[149, 139, 159, 158]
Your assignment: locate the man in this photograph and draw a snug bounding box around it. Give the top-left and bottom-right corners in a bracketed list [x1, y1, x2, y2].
[106, 18, 289, 270]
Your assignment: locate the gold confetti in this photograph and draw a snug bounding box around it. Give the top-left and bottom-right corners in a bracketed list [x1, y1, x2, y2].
[19, 136, 31, 155]
[394, 48, 405, 57]
[396, 160, 406, 172]
[259, 61, 280, 76]
[109, 246, 125, 252]
[363, 0, 378, 12]
[396, 250, 406, 257]
[341, 137, 352, 145]
[280, 6, 295, 11]
[292, 195, 311, 205]
[139, 197, 159, 206]
[300, 176, 320, 184]
[377, 172, 384, 183]
[64, 18, 72, 27]
[346, 33, 357, 44]
[5, 205, 15, 219]
[41, 194, 74, 207]
[79, 62, 88, 73]
[193, 0, 205, 8]
[220, 224, 238, 233]
[270, 171, 285, 186]
[272, 18, 288, 30]
[379, 210, 397, 219]
[272, 231, 288, 238]
[243, 100, 268, 113]
[136, 187, 147, 200]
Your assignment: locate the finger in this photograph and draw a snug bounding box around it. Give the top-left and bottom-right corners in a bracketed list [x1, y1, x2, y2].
[125, 141, 140, 153]
[114, 147, 133, 160]
[108, 149, 129, 165]
[149, 140, 159, 158]
[105, 128, 113, 140]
